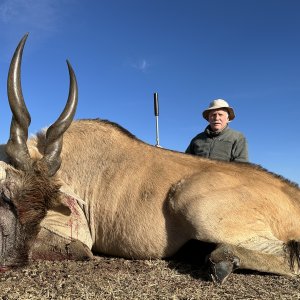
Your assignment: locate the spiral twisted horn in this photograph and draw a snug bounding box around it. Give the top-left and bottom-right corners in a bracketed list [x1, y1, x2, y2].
[41, 60, 78, 176]
[5, 34, 78, 176]
[5, 33, 32, 171]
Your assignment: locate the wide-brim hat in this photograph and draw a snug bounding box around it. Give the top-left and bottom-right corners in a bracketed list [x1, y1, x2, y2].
[202, 99, 235, 121]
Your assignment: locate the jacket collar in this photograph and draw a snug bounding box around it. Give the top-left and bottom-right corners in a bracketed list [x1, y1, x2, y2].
[205, 125, 229, 137]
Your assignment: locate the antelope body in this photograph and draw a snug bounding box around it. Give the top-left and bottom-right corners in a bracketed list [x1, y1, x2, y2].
[0, 34, 300, 284]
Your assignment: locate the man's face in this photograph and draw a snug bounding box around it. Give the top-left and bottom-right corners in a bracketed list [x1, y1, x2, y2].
[208, 109, 229, 132]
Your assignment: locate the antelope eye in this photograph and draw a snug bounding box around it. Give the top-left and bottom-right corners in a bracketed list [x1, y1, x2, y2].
[1, 191, 13, 206]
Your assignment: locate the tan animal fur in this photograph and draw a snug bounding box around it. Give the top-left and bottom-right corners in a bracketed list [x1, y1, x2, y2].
[2, 33, 300, 284]
[28, 119, 300, 280]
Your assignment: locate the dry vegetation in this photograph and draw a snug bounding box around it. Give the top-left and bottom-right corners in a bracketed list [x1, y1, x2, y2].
[0, 254, 300, 300]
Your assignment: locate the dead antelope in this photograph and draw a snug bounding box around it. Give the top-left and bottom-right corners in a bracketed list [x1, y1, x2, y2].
[0, 34, 299, 285]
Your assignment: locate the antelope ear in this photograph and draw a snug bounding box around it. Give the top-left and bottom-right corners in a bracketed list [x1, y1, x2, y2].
[50, 198, 72, 216]
[57, 184, 86, 217]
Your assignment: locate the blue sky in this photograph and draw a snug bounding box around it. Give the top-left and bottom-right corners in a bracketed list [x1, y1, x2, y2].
[0, 0, 299, 184]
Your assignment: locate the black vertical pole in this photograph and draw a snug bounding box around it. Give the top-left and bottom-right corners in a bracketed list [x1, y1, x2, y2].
[154, 92, 160, 147]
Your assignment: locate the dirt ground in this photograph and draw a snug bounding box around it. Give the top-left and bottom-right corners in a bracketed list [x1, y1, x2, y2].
[0, 254, 300, 300]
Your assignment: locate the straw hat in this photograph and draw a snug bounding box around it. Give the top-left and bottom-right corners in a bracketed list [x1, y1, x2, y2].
[202, 99, 235, 121]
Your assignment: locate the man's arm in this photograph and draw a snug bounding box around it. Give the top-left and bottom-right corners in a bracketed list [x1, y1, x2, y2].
[232, 136, 249, 162]
[185, 142, 194, 154]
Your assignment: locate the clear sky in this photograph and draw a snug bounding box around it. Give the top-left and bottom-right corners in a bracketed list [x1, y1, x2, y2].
[0, 0, 299, 184]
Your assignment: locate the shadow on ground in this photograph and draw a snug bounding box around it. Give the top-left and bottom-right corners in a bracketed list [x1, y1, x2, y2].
[166, 239, 267, 282]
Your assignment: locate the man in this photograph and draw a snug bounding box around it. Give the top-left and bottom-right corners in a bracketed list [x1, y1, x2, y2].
[185, 99, 248, 162]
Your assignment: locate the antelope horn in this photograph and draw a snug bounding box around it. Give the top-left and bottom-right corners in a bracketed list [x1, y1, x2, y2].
[41, 60, 78, 176]
[5, 33, 32, 171]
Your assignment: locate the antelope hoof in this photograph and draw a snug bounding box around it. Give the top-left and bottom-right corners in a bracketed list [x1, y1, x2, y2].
[208, 257, 240, 285]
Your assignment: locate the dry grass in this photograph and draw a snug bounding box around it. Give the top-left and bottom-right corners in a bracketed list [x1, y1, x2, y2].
[0, 256, 300, 300]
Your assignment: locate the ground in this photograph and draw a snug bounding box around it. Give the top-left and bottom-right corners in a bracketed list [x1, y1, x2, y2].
[0, 255, 300, 300]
